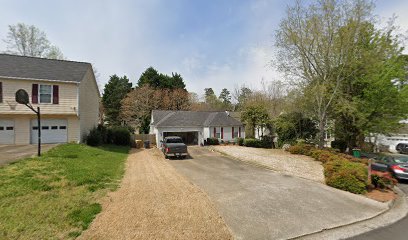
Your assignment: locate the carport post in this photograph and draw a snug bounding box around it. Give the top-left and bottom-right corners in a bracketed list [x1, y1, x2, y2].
[37, 107, 41, 157]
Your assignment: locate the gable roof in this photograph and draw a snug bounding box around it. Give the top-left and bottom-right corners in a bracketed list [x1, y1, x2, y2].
[152, 110, 244, 127]
[0, 54, 91, 83]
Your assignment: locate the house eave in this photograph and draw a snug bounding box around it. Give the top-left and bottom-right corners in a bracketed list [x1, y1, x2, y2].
[0, 75, 80, 84]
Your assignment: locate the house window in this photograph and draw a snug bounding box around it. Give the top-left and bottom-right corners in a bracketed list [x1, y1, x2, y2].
[215, 127, 221, 138]
[233, 127, 239, 138]
[39, 85, 52, 103]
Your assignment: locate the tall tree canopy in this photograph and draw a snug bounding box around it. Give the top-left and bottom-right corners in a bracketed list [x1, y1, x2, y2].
[137, 67, 186, 89]
[3, 23, 64, 59]
[102, 75, 133, 126]
[121, 86, 191, 133]
[219, 88, 232, 104]
[275, 0, 407, 148]
[332, 22, 408, 149]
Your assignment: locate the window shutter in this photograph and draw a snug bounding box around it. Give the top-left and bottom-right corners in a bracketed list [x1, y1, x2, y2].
[53, 85, 59, 104]
[0, 82, 2, 103]
[221, 127, 224, 139]
[32, 84, 38, 104]
[232, 127, 234, 138]
[213, 127, 216, 138]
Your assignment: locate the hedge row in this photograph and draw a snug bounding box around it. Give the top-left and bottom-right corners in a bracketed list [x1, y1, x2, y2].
[242, 136, 273, 149]
[287, 144, 394, 194]
[85, 125, 131, 146]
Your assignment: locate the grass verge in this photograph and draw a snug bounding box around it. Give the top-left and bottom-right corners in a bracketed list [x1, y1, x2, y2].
[0, 143, 129, 239]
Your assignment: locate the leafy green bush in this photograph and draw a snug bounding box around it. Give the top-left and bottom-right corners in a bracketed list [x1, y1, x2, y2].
[371, 173, 397, 189]
[260, 135, 273, 148]
[288, 143, 369, 194]
[85, 127, 103, 146]
[206, 137, 220, 145]
[331, 140, 347, 152]
[236, 138, 244, 146]
[274, 112, 318, 144]
[108, 127, 131, 146]
[324, 159, 368, 194]
[243, 138, 264, 148]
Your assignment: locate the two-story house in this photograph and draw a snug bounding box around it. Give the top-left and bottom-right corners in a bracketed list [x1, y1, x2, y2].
[0, 54, 100, 145]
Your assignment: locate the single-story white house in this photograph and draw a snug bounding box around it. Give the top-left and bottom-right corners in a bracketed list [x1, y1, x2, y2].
[150, 110, 245, 147]
[373, 121, 408, 153]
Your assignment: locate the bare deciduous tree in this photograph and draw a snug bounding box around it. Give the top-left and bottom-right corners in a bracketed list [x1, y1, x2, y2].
[3, 23, 64, 59]
[120, 86, 191, 132]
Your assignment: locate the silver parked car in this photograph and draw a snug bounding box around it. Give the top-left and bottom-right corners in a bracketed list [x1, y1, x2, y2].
[371, 155, 408, 180]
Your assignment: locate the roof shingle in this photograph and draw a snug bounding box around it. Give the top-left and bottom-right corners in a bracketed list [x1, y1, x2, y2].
[0, 54, 91, 82]
[152, 110, 244, 127]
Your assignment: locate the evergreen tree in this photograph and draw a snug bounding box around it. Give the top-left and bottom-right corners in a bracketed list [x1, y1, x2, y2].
[102, 75, 132, 126]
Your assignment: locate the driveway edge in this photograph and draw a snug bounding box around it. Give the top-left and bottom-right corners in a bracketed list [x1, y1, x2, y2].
[290, 186, 408, 240]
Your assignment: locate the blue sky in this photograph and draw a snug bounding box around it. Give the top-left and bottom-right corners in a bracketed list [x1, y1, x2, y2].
[0, 0, 407, 97]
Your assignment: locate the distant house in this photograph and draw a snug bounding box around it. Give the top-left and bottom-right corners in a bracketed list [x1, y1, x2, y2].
[375, 121, 408, 153]
[0, 54, 100, 144]
[150, 110, 245, 146]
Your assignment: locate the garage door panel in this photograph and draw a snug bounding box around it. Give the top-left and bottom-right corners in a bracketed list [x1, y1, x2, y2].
[0, 120, 14, 144]
[31, 119, 67, 144]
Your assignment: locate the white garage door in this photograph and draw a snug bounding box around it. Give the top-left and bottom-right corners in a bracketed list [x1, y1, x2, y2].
[31, 119, 68, 144]
[0, 120, 15, 144]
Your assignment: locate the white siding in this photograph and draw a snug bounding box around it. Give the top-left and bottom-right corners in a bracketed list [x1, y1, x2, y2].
[154, 126, 204, 147]
[0, 78, 78, 115]
[78, 68, 100, 142]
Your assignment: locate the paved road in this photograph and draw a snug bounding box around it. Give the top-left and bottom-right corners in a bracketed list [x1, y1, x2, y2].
[168, 147, 387, 240]
[0, 144, 57, 166]
[349, 181, 408, 240]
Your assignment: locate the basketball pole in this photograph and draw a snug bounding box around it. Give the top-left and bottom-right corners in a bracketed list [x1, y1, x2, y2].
[37, 107, 41, 156]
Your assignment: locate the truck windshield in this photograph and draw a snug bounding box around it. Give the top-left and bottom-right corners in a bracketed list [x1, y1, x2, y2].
[166, 138, 183, 143]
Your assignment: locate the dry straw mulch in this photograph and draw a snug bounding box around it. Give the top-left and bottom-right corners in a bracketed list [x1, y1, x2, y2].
[79, 149, 232, 240]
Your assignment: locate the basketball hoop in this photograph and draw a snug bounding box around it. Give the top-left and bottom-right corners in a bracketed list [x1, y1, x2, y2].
[6, 100, 17, 110]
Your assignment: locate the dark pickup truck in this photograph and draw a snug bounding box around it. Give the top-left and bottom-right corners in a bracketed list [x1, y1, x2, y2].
[161, 136, 188, 159]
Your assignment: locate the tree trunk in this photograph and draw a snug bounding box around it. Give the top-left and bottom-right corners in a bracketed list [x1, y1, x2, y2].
[318, 118, 325, 149]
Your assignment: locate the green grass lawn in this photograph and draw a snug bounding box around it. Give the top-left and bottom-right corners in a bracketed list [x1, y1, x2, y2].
[0, 143, 129, 239]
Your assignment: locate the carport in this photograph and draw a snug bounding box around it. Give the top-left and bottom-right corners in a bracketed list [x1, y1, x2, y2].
[163, 131, 198, 145]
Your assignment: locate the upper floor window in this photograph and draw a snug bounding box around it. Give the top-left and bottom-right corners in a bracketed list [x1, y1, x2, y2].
[39, 85, 52, 103]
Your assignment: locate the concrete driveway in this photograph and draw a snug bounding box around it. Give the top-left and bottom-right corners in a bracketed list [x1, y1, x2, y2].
[0, 144, 57, 166]
[168, 147, 388, 240]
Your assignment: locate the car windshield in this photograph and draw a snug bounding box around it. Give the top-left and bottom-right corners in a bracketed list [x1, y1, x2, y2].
[166, 138, 183, 143]
[393, 156, 408, 163]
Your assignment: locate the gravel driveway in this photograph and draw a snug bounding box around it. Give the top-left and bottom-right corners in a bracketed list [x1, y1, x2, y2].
[211, 145, 325, 182]
[79, 149, 232, 240]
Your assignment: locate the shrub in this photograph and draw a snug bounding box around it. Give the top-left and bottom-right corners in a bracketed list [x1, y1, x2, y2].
[236, 138, 244, 146]
[243, 138, 259, 148]
[96, 124, 108, 143]
[108, 127, 130, 146]
[371, 172, 397, 189]
[324, 159, 368, 194]
[85, 127, 103, 146]
[260, 135, 273, 148]
[331, 140, 347, 152]
[206, 137, 220, 145]
[287, 144, 314, 156]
